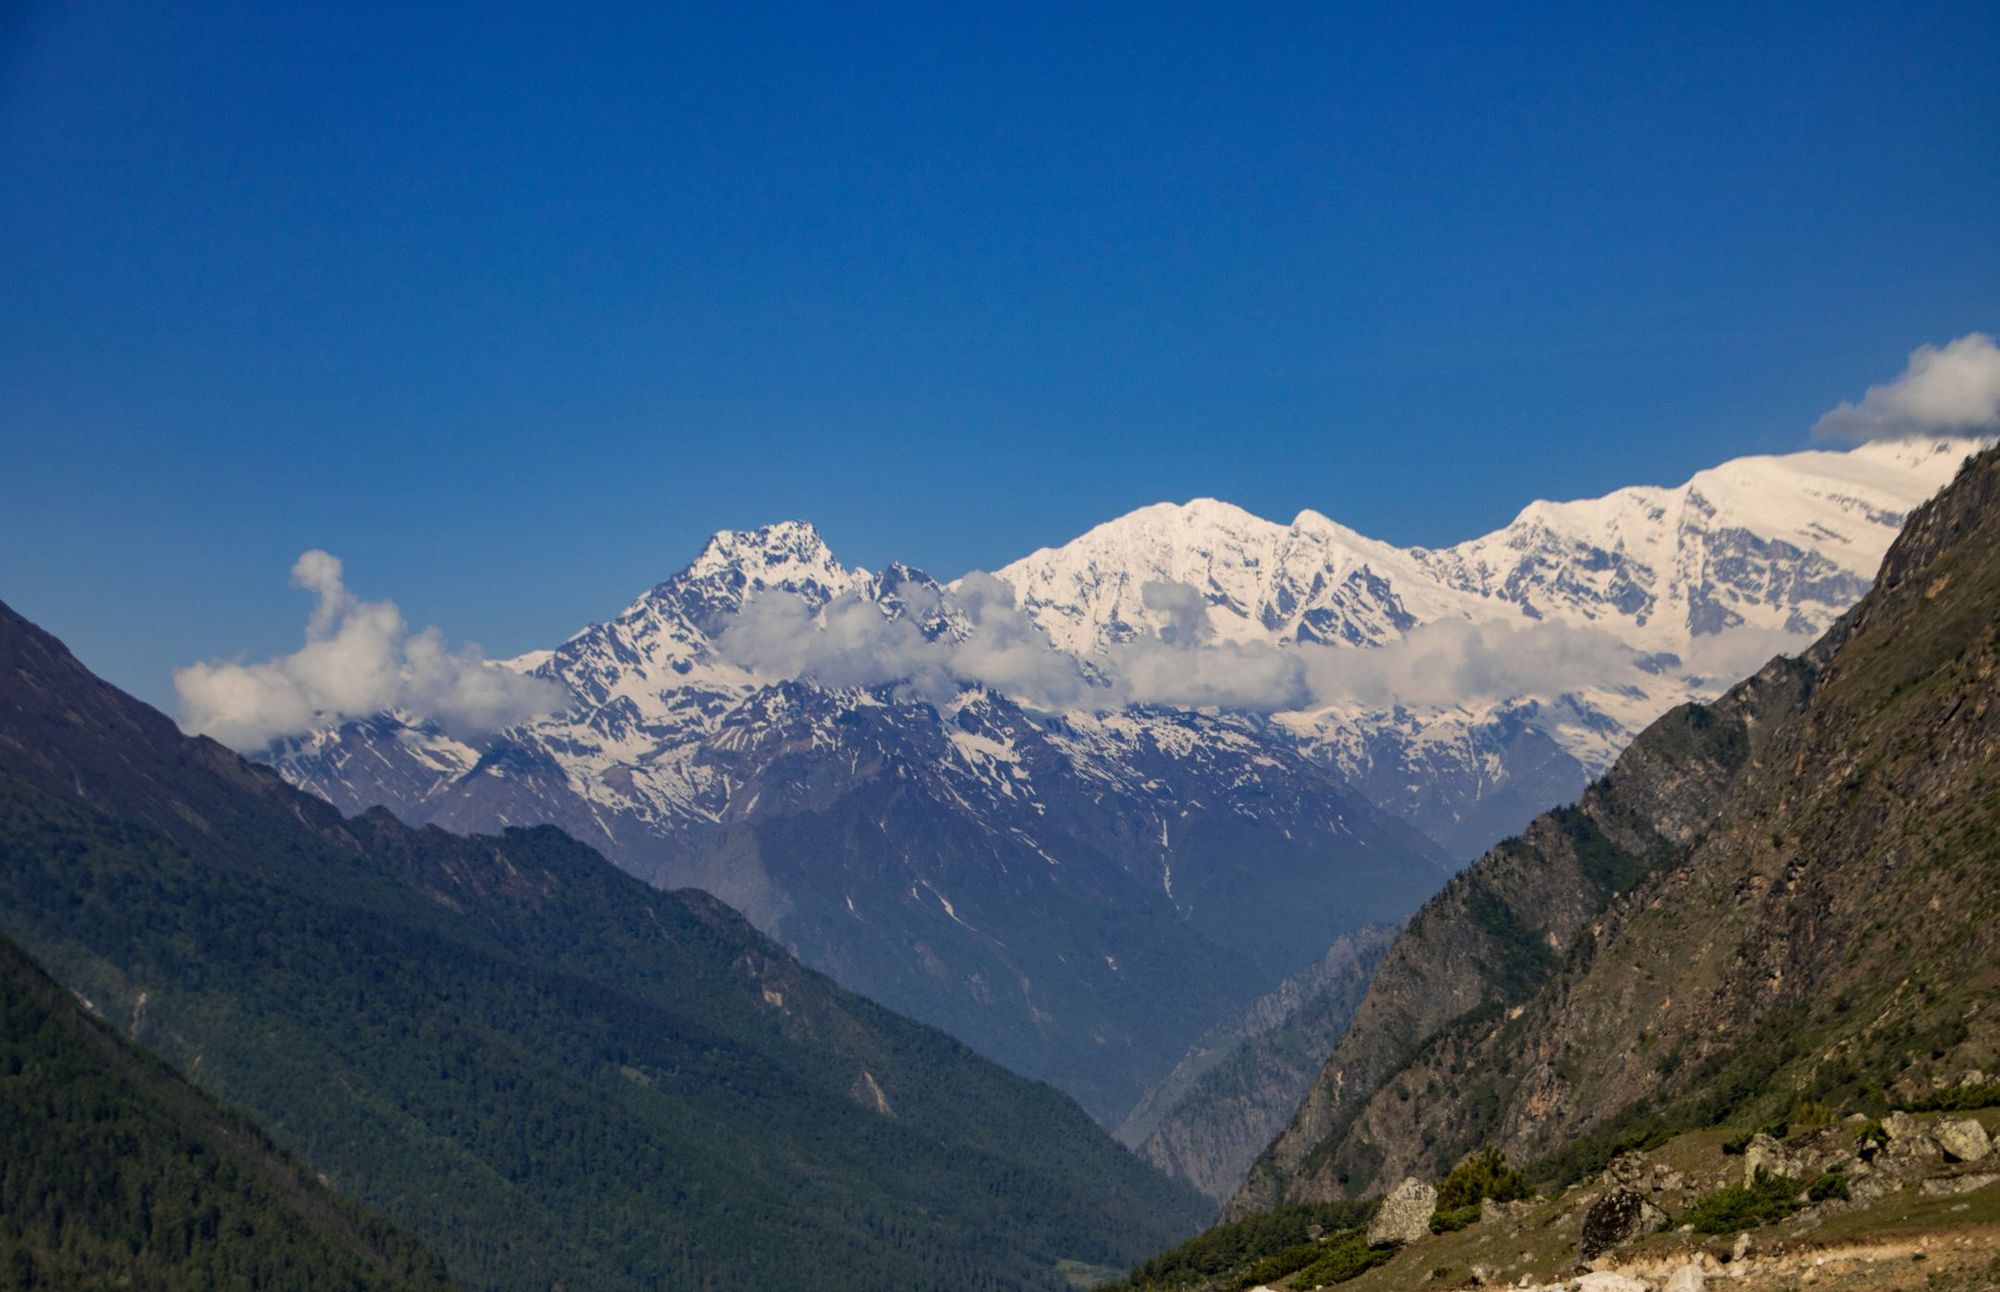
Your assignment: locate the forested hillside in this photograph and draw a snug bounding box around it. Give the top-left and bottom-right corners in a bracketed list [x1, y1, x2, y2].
[0, 930, 452, 1290]
[0, 599, 1207, 1292]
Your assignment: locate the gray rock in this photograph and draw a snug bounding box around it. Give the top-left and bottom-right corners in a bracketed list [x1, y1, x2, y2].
[1880, 1111, 1936, 1160]
[1881, 1110, 1923, 1141]
[1605, 1152, 1651, 1187]
[1849, 1171, 1901, 1203]
[1578, 1187, 1663, 1259]
[1661, 1265, 1706, 1292]
[1572, 1274, 1650, 1292]
[1918, 1172, 1999, 1197]
[1481, 1196, 1536, 1224]
[1741, 1133, 1803, 1184]
[1365, 1176, 1437, 1246]
[1933, 1116, 1992, 1163]
[1730, 1232, 1753, 1263]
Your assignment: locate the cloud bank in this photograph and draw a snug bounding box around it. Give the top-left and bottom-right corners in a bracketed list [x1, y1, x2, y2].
[175, 551, 569, 750]
[716, 577, 1764, 719]
[1812, 333, 2000, 443]
[720, 574, 1096, 711]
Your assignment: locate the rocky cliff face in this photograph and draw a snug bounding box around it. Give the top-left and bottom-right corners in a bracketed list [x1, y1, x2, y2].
[1234, 443, 2000, 1212]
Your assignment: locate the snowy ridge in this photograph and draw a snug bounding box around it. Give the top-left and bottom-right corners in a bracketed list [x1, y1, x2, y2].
[994, 437, 1975, 656]
[989, 437, 1983, 847]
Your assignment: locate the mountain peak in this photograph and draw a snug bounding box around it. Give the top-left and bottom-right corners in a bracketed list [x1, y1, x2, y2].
[1062, 498, 1280, 549]
[685, 520, 849, 582]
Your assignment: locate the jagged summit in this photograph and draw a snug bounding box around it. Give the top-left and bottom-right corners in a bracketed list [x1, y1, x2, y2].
[681, 518, 855, 588]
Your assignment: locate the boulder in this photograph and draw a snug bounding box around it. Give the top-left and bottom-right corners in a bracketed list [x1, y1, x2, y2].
[1933, 1116, 1992, 1163]
[1741, 1132, 1804, 1184]
[1578, 1187, 1664, 1259]
[1661, 1266, 1706, 1292]
[1572, 1274, 1650, 1292]
[1880, 1111, 1936, 1161]
[1918, 1172, 1999, 1197]
[1849, 1170, 1901, 1203]
[1365, 1176, 1437, 1246]
[1604, 1152, 1651, 1187]
[1882, 1110, 1920, 1138]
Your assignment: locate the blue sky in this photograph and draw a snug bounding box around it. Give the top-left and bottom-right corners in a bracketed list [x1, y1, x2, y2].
[2, 0, 1996, 710]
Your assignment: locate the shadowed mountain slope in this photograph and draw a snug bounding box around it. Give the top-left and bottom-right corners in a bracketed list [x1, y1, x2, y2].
[1117, 924, 1398, 1203]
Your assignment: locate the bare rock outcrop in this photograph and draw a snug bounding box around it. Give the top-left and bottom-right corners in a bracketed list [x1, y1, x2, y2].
[1365, 1176, 1437, 1246]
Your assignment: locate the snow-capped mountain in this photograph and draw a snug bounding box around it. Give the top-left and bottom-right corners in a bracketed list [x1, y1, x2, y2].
[994, 437, 1983, 852]
[273, 523, 1453, 1124]
[998, 439, 1965, 653]
[266, 435, 1983, 1125]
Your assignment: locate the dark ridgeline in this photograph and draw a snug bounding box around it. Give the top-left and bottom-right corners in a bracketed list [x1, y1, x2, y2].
[0, 598, 1209, 1292]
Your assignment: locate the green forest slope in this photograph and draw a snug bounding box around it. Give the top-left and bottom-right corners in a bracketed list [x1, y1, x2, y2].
[0, 929, 452, 1291]
[0, 599, 1207, 1292]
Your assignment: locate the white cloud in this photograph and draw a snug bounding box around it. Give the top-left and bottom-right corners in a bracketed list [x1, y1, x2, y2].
[718, 574, 1731, 720]
[1812, 333, 2000, 443]
[175, 551, 569, 750]
[1675, 624, 1817, 686]
[1296, 616, 1638, 709]
[717, 574, 1096, 712]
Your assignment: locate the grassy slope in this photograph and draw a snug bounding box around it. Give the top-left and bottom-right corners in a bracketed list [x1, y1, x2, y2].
[1108, 1107, 2000, 1291]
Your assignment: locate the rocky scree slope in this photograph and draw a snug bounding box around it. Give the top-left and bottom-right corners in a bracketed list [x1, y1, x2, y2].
[0, 598, 1209, 1292]
[1236, 441, 2000, 1212]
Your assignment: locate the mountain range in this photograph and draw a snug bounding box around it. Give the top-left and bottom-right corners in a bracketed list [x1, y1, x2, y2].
[259, 437, 1980, 1139]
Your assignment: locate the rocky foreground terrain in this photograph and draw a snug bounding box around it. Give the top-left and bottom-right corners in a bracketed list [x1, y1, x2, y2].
[1116, 1102, 1998, 1291]
[1337, 1105, 1999, 1292]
